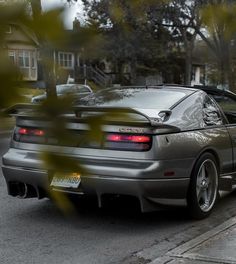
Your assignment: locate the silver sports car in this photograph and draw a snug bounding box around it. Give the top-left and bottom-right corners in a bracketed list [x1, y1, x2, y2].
[2, 85, 236, 219]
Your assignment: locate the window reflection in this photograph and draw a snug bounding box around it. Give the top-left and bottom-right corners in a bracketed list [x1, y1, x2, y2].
[78, 87, 191, 110]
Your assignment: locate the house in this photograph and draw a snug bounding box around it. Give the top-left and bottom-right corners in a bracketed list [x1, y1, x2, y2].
[5, 23, 39, 82]
[53, 30, 80, 84]
[53, 18, 112, 87]
[4, 21, 82, 86]
[4, 19, 93, 87]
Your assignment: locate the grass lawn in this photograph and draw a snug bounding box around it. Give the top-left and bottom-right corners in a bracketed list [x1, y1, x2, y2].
[19, 87, 44, 103]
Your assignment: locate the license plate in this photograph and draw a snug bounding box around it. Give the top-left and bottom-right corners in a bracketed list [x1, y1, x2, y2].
[50, 173, 81, 188]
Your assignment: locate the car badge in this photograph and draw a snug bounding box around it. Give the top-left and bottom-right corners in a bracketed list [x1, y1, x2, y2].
[119, 128, 145, 133]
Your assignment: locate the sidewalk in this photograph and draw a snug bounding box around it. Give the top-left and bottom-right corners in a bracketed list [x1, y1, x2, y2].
[151, 217, 236, 264]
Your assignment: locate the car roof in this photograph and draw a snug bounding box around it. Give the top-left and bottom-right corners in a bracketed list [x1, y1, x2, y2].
[139, 84, 236, 97]
[110, 85, 198, 93]
[193, 85, 236, 98]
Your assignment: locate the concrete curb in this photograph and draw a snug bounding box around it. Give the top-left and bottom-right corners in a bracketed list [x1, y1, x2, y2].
[151, 217, 236, 264]
[167, 216, 236, 257]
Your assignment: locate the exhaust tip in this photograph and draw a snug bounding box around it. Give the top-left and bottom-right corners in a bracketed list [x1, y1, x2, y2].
[8, 182, 37, 199]
[17, 183, 28, 199]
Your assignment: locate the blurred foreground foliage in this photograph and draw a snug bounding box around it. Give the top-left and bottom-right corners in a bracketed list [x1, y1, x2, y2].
[0, 0, 132, 211]
[201, 2, 236, 91]
[0, 1, 64, 108]
[0, 4, 26, 109]
[80, 0, 236, 90]
[0, 0, 105, 213]
[2, 0, 236, 109]
[2, 0, 236, 212]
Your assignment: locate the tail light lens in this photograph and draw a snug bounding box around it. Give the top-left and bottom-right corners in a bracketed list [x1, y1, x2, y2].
[13, 127, 152, 151]
[14, 127, 46, 144]
[105, 133, 152, 151]
[18, 128, 45, 136]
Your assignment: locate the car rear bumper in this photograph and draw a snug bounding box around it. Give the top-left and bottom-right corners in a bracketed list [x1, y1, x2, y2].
[2, 148, 193, 211]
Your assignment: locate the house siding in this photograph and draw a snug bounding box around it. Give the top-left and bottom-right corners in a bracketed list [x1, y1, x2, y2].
[5, 24, 39, 81]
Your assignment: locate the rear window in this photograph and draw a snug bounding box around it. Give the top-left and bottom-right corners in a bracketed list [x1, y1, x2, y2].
[79, 88, 191, 109]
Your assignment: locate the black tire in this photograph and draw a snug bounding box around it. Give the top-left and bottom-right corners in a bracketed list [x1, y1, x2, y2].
[187, 153, 219, 220]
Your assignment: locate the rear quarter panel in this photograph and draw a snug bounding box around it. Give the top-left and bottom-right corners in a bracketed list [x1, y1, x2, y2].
[154, 128, 232, 174]
[158, 90, 233, 174]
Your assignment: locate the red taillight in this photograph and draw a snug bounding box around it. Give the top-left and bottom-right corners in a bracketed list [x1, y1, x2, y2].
[18, 127, 45, 136]
[129, 135, 151, 143]
[34, 129, 45, 136]
[107, 134, 122, 142]
[14, 127, 46, 144]
[18, 128, 28, 135]
[105, 133, 152, 151]
[107, 134, 151, 143]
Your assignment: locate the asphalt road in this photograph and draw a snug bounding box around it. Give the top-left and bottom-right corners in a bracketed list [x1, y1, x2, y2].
[1, 135, 236, 264]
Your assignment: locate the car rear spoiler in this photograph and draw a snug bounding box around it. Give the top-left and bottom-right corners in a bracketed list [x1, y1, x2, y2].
[3, 104, 179, 130]
[3, 103, 38, 117]
[72, 106, 174, 127]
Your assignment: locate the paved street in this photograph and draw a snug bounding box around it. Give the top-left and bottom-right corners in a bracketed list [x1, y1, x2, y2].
[1, 135, 236, 264]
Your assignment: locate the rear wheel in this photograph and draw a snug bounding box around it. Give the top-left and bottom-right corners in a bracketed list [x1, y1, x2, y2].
[187, 153, 219, 219]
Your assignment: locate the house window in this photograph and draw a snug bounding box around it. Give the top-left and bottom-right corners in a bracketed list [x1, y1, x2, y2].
[58, 52, 74, 69]
[19, 51, 30, 68]
[31, 51, 36, 68]
[17, 50, 37, 80]
[8, 51, 15, 64]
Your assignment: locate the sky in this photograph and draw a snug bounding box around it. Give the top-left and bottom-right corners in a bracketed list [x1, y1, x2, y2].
[41, 0, 84, 29]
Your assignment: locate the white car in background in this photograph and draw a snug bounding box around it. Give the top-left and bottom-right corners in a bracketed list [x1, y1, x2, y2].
[31, 84, 93, 103]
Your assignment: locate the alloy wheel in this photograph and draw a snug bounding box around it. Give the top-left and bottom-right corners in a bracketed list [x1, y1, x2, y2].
[196, 159, 218, 213]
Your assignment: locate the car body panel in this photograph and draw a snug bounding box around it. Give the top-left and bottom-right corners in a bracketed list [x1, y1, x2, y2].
[2, 85, 236, 212]
[226, 125, 236, 169]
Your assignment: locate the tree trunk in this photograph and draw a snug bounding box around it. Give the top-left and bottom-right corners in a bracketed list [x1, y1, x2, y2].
[30, 0, 57, 99]
[130, 58, 137, 85]
[224, 45, 235, 92]
[184, 40, 194, 86]
[30, 0, 42, 19]
[116, 61, 124, 84]
[184, 49, 192, 86]
[41, 48, 57, 98]
[216, 40, 235, 91]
